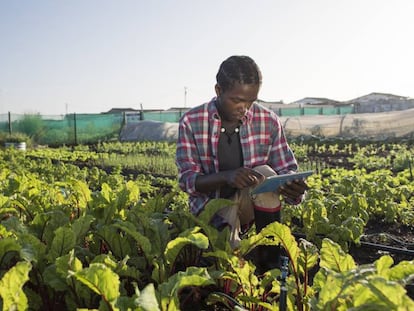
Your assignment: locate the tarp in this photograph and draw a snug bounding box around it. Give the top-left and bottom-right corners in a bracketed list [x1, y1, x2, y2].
[120, 120, 179, 142]
[119, 108, 414, 142]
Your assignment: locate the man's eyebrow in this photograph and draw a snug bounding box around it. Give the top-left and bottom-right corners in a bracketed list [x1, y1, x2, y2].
[231, 96, 257, 102]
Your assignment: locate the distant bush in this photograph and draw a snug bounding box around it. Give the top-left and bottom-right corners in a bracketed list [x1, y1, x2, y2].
[15, 114, 44, 141]
[0, 132, 32, 146]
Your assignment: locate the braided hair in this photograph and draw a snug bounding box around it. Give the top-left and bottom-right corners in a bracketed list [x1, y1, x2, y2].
[216, 55, 262, 93]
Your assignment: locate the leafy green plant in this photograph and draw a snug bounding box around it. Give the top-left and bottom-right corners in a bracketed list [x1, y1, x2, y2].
[311, 239, 414, 310]
[0, 132, 30, 144]
[1, 140, 414, 310]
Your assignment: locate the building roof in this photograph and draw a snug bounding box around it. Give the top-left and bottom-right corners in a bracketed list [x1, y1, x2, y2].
[290, 97, 341, 105]
[103, 108, 140, 114]
[346, 92, 411, 104]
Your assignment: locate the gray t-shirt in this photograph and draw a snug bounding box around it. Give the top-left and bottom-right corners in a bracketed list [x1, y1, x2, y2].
[218, 130, 243, 198]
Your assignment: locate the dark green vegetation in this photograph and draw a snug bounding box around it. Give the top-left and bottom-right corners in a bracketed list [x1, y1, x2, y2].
[1, 138, 413, 310]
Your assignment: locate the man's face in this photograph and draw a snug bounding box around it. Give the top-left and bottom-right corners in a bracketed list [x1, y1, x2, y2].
[215, 82, 260, 122]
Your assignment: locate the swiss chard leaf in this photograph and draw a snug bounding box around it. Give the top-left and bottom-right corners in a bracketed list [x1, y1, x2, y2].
[73, 263, 120, 309]
[47, 226, 76, 262]
[158, 266, 214, 311]
[0, 261, 31, 311]
[164, 226, 209, 265]
[319, 238, 356, 272]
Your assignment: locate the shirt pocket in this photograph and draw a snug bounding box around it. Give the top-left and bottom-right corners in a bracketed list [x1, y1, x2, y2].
[254, 139, 272, 163]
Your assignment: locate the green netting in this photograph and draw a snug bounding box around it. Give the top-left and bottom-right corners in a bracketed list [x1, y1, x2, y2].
[339, 106, 354, 114]
[303, 107, 322, 115]
[279, 108, 303, 116]
[0, 113, 123, 145]
[0, 121, 8, 132]
[0, 105, 367, 145]
[280, 106, 354, 117]
[143, 111, 184, 122]
[321, 107, 338, 115]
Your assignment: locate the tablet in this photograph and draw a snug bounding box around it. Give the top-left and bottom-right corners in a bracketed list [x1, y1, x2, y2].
[251, 170, 313, 195]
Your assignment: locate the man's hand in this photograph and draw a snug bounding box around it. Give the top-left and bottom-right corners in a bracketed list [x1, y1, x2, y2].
[195, 167, 265, 194]
[279, 179, 308, 201]
[226, 167, 265, 189]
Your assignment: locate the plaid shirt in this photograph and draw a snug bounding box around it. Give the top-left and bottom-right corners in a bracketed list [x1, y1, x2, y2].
[176, 97, 299, 214]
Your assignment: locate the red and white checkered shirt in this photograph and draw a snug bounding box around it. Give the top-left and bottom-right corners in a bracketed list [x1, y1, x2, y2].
[176, 97, 299, 214]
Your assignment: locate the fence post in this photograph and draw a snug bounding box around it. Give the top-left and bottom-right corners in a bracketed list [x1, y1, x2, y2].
[122, 112, 127, 126]
[140, 103, 144, 120]
[339, 114, 347, 136]
[73, 113, 78, 145]
[8, 111, 12, 135]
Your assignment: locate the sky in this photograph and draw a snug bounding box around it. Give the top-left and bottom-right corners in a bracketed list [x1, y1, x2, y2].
[0, 0, 413, 115]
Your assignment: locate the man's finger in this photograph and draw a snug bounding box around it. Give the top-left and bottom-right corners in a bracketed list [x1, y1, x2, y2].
[250, 169, 265, 180]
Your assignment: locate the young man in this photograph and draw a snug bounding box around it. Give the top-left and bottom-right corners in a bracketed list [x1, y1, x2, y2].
[175, 55, 307, 271]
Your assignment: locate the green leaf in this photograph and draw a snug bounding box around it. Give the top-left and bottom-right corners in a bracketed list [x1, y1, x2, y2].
[100, 183, 114, 203]
[240, 221, 300, 271]
[47, 226, 76, 262]
[198, 198, 232, 224]
[72, 214, 94, 245]
[0, 193, 9, 209]
[1, 216, 28, 235]
[374, 255, 394, 276]
[0, 261, 31, 311]
[164, 226, 209, 265]
[387, 260, 414, 283]
[0, 224, 13, 238]
[43, 264, 70, 291]
[73, 263, 120, 306]
[353, 277, 410, 309]
[158, 266, 214, 311]
[136, 283, 161, 311]
[312, 272, 347, 309]
[115, 180, 140, 211]
[98, 224, 132, 259]
[113, 221, 152, 258]
[0, 237, 21, 266]
[71, 179, 92, 208]
[56, 249, 83, 276]
[30, 210, 69, 244]
[297, 239, 319, 275]
[18, 233, 46, 264]
[319, 238, 356, 272]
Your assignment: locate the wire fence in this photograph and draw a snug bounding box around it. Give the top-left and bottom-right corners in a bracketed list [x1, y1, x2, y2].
[0, 112, 124, 145]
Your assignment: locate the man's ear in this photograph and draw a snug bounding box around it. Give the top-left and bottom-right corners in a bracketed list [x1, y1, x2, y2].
[215, 84, 221, 97]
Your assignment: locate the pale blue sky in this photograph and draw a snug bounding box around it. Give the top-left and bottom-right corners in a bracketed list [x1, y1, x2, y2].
[1, 0, 413, 115]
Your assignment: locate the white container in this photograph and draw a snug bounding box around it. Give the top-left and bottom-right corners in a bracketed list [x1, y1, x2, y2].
[4, 142, 26, 151]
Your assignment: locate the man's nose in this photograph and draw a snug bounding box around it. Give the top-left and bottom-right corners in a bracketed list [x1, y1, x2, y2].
[239, 101, 251, 111]
[237, 105, 247, 113]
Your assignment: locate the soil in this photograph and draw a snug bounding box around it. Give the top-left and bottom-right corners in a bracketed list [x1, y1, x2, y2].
[349, 218, 414, 265]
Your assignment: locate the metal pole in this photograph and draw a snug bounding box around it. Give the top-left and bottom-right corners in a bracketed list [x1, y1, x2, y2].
[8, 111, 12, 135]
[184, 86, 187, 107]
[279, 256, 289, 311]
[73, 113, 78, 145]
[140, 103, 144, 120]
